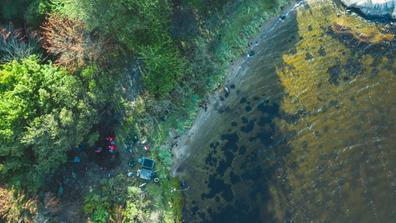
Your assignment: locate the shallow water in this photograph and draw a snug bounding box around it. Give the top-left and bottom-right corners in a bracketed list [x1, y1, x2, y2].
[175, 0, 396, 222]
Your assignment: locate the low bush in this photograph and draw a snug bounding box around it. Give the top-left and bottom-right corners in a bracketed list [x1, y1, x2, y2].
[92, 208, 109, 223]
[0, 24, 41, 64]
[83, 191, 110, 223]
[41, 14, 109, 71]
[123, 186, 151, 223]
[139, 42, 188, 97]
[0, 187, 37, 223]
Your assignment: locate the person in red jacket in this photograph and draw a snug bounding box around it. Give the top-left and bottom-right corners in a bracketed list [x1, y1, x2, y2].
[109, 144, 117, 153]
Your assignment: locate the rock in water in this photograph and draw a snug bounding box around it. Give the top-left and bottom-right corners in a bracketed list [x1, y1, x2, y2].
[340, 0, 396, 19]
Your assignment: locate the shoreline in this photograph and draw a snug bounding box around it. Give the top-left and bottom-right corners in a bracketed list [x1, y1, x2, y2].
[171, 0, 306, 176]
[168, 1, 396, 221]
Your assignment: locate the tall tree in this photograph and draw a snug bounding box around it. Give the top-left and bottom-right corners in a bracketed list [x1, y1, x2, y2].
[0, 56, 98, 191]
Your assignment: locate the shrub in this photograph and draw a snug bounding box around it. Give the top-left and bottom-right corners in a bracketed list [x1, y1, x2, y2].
[83, 191, 110, 223]
[140, 42, 188, 97]
[92, 208, 109, 223]
[42, 14, 110, 71]
[0, 24, 40, 64]
[0, 187, 37, 223]
[157, 147, 173, 171]
[123, 186, 151, 223]
[41, 14, 92, 70]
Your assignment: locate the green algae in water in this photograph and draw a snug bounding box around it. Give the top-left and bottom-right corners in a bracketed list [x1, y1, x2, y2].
[277, 1, 396, 222]
[177, 0, 396, 222]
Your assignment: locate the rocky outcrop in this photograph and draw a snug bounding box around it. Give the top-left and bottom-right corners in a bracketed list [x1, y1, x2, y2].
[340, 0, 396, 19]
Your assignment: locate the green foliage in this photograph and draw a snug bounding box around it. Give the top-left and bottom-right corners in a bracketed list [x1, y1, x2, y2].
[187, 0, 231, 15]
[0, 56, 99, 192]
[86, 131, 99, 147]
[52, 0, 187, 97]
[0, 0, 29, 22]
[83, 191, 110, 223]
[92, 208, 109, 223]
[140, 43, 188, 97]
[83, 193, 106, 214]
[25, 0, 51, 27]
[170, 178, 183, 223]
[123, 186, 151, 223]
[80, 65, 124, 118]
[0, 0, 50, 26]
[156, 147, 173, 172]
[52, 0, 171, 50]
[49, 0, 78, 16]
[0, 24, 41, 64]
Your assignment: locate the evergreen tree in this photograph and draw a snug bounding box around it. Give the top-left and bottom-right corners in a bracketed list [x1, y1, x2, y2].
[0, 56, 98, 191]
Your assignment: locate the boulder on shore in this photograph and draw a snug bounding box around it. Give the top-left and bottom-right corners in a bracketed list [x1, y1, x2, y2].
[340, 0, 396, 19]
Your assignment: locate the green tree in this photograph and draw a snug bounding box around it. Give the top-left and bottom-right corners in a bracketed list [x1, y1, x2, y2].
[0, 56, 98, 192]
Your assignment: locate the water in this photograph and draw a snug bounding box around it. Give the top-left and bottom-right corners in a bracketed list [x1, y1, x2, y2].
[174, 0, 396, 222]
